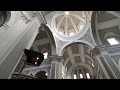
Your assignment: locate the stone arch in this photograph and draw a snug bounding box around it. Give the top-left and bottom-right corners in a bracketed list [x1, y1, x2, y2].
[91, 11, 120, 46]
[58, 40, 95, 56]
[33, 68, 48, 76]
[39, 24, 56, 55]
[91, 11, 102, 45]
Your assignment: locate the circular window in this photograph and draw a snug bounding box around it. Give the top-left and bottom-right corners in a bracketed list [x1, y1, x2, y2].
[51, 11, 90, 41]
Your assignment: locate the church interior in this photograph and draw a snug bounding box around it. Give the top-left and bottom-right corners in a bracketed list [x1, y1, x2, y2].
[0, 11, 120, 79]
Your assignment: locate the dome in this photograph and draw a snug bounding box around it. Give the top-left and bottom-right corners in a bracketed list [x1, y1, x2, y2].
[51, 11, 89, 41]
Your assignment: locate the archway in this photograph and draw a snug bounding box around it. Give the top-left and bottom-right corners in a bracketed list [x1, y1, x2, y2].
[61, 42, 98, 79]
[30, 24, 56, 58]
[91, 11, 120, 73]
[91, 11, 120, 46]
[59, 40, 95, 56]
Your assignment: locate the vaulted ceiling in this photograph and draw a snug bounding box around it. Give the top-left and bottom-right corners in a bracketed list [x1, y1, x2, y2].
[62, 43, 96, 75]
[96, 11, 120, 46]
[18, 11, 120, 79]
[52, 11, 86, 37]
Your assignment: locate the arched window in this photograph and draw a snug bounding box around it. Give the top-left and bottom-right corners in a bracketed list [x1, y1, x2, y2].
[72, 66, 91, 79]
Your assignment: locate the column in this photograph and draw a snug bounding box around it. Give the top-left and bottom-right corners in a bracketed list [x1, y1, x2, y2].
[0, 17, 41, 79]
[49, 54, 63, 79]
[91, 45, 120, 79]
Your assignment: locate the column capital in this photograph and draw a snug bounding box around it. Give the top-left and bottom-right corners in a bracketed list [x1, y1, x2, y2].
[91, 45, 108, 56]
[49, 54, 64, 63]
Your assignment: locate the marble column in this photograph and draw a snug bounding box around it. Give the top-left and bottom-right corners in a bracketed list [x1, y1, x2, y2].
[49, 54, 63, 79]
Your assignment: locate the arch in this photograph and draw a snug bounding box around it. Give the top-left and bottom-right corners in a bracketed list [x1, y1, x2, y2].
[91, 11, 120, 46]
[41, 24, 56, 55]
[63, 54, 95, 68]
[72, 66, 92, 79]
[91, 11, 103, 45]
[67, 62, 94, 78]
[60, 41, 98, 79]
[58, 40, 95, 56]
[6, 11, 16, 26]
[34, 71, 48, 79]
[104, 32, 118, 39]
[33, 68, 48, 76]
